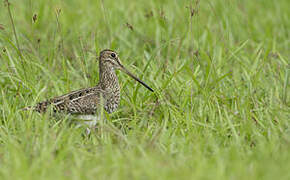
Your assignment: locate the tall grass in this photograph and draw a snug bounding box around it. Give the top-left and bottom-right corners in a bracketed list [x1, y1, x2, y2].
[0, 0, 289, 179]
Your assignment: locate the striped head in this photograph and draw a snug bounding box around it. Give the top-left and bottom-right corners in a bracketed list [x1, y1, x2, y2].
[99, 49, 154, 92]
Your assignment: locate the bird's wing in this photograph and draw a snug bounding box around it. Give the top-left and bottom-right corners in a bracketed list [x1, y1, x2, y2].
[27, 86, 106, 114]
[65, 92, 104, 114]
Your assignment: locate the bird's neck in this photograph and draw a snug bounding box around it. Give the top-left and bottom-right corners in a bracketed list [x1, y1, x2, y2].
[98, 64, 120, 113]
[99, 65, 119, 92]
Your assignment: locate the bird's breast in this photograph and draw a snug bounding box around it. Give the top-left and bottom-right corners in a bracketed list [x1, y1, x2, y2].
[104, 92, 120, 113]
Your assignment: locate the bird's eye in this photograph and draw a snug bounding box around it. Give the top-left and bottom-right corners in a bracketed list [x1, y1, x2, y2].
[111, 53, 116, 58]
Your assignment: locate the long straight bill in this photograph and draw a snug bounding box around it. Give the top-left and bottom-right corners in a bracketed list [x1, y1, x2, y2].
[120, 66, 154, 92]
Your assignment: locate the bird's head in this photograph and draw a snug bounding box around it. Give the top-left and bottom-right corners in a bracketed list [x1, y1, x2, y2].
[99, 49, 154, 92]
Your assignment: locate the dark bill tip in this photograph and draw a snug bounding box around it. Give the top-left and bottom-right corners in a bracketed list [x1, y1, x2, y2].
[121, 66, 154, 92]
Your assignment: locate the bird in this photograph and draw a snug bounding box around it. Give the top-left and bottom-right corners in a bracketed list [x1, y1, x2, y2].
[23, 49, 154, 131]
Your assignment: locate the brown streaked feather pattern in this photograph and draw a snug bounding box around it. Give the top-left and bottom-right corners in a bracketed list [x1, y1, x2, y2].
[23, 49, 153, 117]
[33, 86, 104, 114]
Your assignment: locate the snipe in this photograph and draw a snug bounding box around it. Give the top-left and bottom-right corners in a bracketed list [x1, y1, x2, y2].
[24, 49, 154, 126]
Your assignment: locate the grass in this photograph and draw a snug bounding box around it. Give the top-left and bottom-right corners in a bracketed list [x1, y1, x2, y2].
[0, 0, 289, 179]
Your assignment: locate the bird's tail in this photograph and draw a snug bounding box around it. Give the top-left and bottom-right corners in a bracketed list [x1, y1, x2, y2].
[21, 101, 50, 113]
[21, 105, 35, 111]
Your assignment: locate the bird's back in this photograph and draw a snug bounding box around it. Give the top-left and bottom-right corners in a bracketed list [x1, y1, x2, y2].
[26, 85, 104, 115]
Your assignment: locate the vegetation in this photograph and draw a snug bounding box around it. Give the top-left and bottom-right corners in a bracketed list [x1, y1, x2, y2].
[0, 0, 289, 179]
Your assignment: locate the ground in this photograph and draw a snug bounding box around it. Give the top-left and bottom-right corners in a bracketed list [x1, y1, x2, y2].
[0, 0, 289, 179]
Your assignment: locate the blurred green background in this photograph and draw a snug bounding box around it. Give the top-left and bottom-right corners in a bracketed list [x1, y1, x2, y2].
[0, 0, 289, 179]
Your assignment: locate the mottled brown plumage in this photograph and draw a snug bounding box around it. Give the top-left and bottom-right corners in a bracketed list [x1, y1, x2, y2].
[24, 49, 154, 116]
